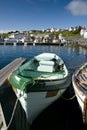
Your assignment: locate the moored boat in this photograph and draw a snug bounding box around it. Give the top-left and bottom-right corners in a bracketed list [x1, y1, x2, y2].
[7, 53, 71, 124]
[72, 62, 87, 124]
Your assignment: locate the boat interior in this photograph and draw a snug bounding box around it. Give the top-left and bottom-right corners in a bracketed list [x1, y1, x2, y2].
[17, 58, 66, 80]
[74, 63, 87, 92]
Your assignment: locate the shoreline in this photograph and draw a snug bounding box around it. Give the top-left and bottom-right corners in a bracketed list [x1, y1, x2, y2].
[0, 37, 87, 49]
[0, 42, 65, 46]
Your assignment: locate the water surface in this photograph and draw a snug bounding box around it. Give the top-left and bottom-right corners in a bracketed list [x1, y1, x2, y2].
[0, 45, 87, 130]
[0, 45, 87, 71]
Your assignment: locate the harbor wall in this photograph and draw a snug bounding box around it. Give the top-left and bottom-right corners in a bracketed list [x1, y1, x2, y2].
[0, 37, 87, 48]
[0, 42, 64, 46]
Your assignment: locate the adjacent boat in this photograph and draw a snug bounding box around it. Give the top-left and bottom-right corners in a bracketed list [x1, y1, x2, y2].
[7, 53, 71, 124]
[72, 62, 87, 124]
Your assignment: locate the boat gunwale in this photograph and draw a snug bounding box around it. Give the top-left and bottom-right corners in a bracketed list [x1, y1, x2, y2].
[72, 62, 87, 96]
[8, 74, 71, 93]
[8, 69, 71, 93]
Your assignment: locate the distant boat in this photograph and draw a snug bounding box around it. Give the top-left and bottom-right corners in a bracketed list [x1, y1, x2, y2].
[58, 33, 67, 45]
[7, 53, 71, 124]
[60, 38, 67, 44]
[72, 62, 87, 124]
[4, 38, 18, 43]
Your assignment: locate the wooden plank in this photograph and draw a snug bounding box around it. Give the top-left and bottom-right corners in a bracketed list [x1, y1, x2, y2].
[77, 77, 87, 85]
[81, 70, 87, 74]
[0, 57, 26, 86]
[0, 103, 7, 130]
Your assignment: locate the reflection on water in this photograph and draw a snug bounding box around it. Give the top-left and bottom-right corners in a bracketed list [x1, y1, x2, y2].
[0, 45, 87, 130]
[0, 45, 87, 71]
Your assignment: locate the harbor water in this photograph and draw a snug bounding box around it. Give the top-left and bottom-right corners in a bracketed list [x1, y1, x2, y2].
[0, 44, 87, 130]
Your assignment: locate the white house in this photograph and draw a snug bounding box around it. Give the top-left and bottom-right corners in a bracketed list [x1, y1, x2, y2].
[84, 31, 87, 39]
[80, 28, 86, 36]
[8, 32, 26, 42]
[80, 27, 87, 39]
[58, 33, 67, 44]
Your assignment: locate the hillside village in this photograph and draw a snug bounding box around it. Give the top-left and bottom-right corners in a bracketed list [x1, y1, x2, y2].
[0, 26, 87, 44]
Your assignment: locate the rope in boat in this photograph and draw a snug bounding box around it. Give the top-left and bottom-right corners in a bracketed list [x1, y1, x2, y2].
[33, 74, 65, 81]
[61, 94, 76, 100]
[5, 80, 29, 130]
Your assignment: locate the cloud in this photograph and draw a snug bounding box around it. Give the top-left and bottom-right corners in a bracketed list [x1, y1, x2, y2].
[66, 0, 87, 16]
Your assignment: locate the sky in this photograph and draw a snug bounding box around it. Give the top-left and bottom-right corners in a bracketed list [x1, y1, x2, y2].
[0, 0, 87, 32]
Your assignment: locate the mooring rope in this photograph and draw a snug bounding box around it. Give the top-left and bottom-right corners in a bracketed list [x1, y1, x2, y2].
[5, 75, 73, 129]
[6, 97, 19, 130]
[5, 80, 29, 130]
[61, 94, 76, 100]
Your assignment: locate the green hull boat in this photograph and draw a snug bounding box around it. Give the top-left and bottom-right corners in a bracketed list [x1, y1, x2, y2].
[8, 53, 71, 124]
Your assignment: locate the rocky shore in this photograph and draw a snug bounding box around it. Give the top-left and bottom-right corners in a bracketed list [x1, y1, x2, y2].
[65, 37, 87, 48]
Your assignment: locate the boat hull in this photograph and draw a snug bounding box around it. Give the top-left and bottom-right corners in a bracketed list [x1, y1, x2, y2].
[8, 74, 71, 125]
[15, 88, 66, 124]
[72, 77, 87, 124]
[7, 53, 71, 124]
[42, 78, 67, 86]
[72, 62, 87, 124]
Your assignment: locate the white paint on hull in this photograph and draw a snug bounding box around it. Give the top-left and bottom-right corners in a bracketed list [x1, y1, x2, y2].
[72, 63, 87, 124]
[72, 81, 86, 113]
[45, 78, 66, 86]
[16, 88, 66, 124]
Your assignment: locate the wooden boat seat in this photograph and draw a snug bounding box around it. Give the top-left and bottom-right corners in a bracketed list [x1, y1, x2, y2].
[37, 60, 54, 72]
[80, 70, 87, 74]
[77, 77, 87, 85]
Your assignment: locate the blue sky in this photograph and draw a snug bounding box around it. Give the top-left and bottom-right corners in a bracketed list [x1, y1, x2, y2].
[0, 0, 87, 32]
